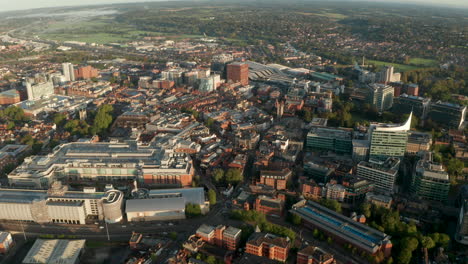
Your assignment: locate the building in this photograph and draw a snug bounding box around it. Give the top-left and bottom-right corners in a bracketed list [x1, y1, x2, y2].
[245, 232, 290, 262]
[126, 197, 186, 221]
[297, 246, 334, 264]
[428, 101, 466, 129]
[0, 89, 21, 105]
[365, 193, 392, 209]
[0, 144, 31, 172]
[306, 127, 353, 154]
[227, 62, 249, 86]
[304, 162, 334, 184]
[369, 113, 411, 160]
[291, 200, 392, 257]
[25, 80, 54, 100]
[357, 158, 400, 195]
[368, 83, 394, 112]
[0, 183, 123, 224]
[196, 224, 242, 251]
[258, 169, 292, 190]
[378, 66, 400, 84]
[8, 141, 193, 189]
[22, 239, 85, 264]
[147, 188, 209, 214]
[392, 94, 430, 120]
[352, 139, 370, 162]
[342, 177, 374, 206]
[456, 200, 468, 245]
[301, 179, 322, 200]
[74, 65, 99, 80]
[411, 152, 450, 202]
[198, 75, 220, 93]
[322, 183, 345, 202]
[255, 195, 284, 217]
[0, 232, 13, 254]
[62, 63, 75, 82]
[406, 131, 432, 154]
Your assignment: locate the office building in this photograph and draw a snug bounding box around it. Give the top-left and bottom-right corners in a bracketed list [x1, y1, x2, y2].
[0, 232, 13, 254]
[369, 113, 411, 160]
[258, 169, 292, 190]
[406, 131, 432, 154]
[352, 139, 370, 162]
[411, 152, 450, 202]
[368, 83, 394, 112]
[22, 239, 85, 264]
[62, 63, 75, 82]
[0, 89, 21, 105]
[297, 246, 334, 264]
[304, 162, 334, 184]
[0, 183, 123, 224]
[357, 158, 400, 195]
[428, 101, 466, 129]
[25, 80, 54, 100]
[342, 177, 374, 206]
[198, 75, 220, 93]
[378, 66, 400, 84]
[227, 62, 249, 86]
[456, 200, 468, 245]
[306, 127, 353, 154]
[392, 94, 430, 120]
[196, 224, 242, 251]
[8, 141, 193, 189]
[246, 232, 290, 262]
[291, 200, 392, 257]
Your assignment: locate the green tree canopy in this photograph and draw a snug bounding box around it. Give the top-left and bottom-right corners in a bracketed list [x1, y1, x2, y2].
[225, 168, 243, 184]
[208, 189, 216, 205]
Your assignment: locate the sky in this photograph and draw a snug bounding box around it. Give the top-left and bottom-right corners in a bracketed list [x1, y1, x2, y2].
[0, 0, 467, 12]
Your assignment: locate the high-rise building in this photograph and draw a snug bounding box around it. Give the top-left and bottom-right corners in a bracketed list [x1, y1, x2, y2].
[74, 65, 99, 80]
[198, 75, 220, 93]
[25, 80, 54, 100]
[428, 101, 466, 129]
[357, 158, 400, 195]
[62, 63, 75, 82]
[411, 151, 450, 202]
[392, 94, 431, 120]
[227, 62, 249, 86]
[456, 200, 468, 245]
[379, 66, 400, 84]
[368, 83, 394, 112]
[369, 113, 412, 160]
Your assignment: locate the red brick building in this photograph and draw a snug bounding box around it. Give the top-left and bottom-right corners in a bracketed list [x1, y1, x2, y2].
[254, 195, 284, 216]
[245, 232, 290, 262]
[74, 65, 99, 80]
[227, 62, 249, 86]
[0, 89, 20, 105]
[259, 168, 292, 190]
[196, 224, 242, 251]
[297, 246, 334, 264]
[301, 179, 322, 200]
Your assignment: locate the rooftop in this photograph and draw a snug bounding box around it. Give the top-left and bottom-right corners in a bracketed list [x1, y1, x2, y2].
[22, 239, 85, 264]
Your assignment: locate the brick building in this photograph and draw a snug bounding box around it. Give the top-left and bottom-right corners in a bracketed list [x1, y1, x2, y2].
[196, 224, 242, 251]
[227, 62, 249, 86]
[0, 89, 20, 105]
[254, 195, 284, 216]
[258, 168, 292, 190]
[297, 246, 334, 264]
[74, 65, 99, 80]
[245, 232, 290, 262]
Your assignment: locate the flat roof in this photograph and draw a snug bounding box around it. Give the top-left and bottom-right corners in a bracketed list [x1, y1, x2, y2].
[126, 197, 185, 213]
[149, 187, 205, 206]
[22, 239, 85, 264]
[292, 201, 390, 253]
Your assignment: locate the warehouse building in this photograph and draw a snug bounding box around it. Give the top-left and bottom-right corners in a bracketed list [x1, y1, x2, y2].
[22, 239, 85, 264]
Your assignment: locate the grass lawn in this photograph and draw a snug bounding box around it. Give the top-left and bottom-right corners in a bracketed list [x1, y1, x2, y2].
[408, 57, 438, 67]
[367, 59, 420, 72]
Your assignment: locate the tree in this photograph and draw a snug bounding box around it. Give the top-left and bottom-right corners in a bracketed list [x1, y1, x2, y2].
[401, 237, 419, 252]
[290, 213, 302, 225]
[208, 189, 217, 205]
[185, 203, 202, 218]
[446, 158, 464, 177]
[169, 231, 177, 240]
[205, 256, 217, 264]
[318, 198, 342, 213]
[360, 202, 372, 218]
[225, 168, 243, 184]
[212, 168, 225, 184]
[91, 104, 114, 135]
[327, 237, 333, 244]
[53, 113, 67, 127]
[6, 121, 15, 130]
[397, 249, 412, 264]
[420, 236, 435, 249]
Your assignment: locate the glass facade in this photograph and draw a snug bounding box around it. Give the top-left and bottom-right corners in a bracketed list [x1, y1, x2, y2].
[369, 130, 408, 161]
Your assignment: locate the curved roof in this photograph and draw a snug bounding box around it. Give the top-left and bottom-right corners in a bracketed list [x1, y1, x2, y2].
[371, 112, 412, 132]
